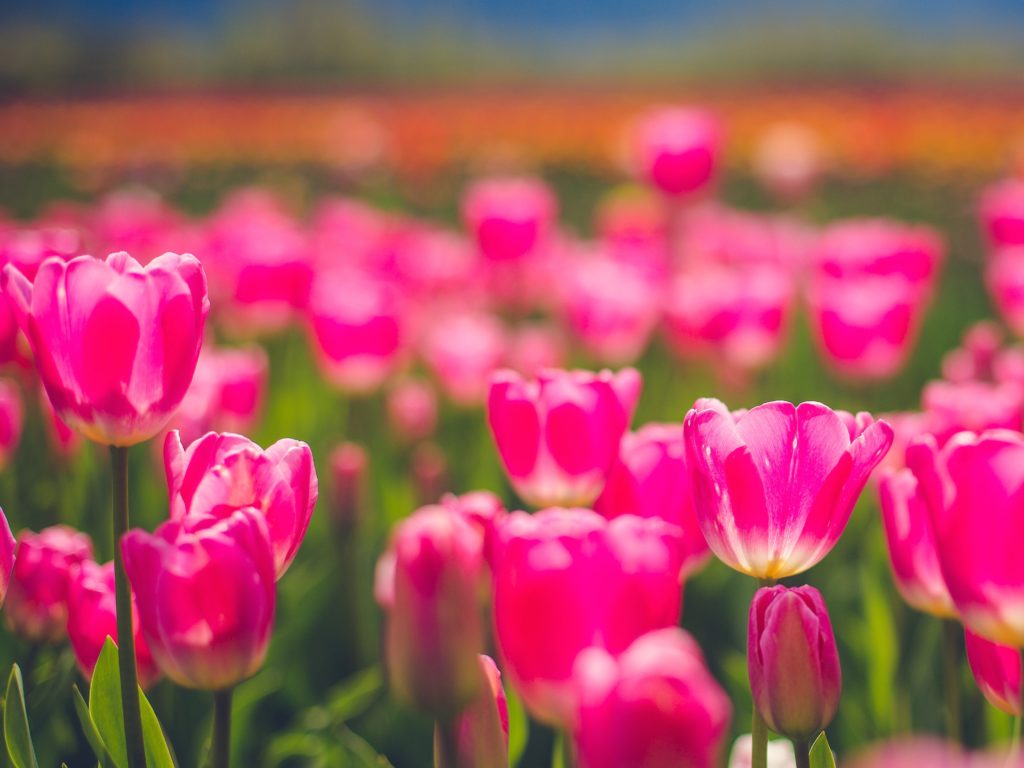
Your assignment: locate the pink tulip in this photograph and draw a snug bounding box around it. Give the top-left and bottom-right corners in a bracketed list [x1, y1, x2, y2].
[164, 429, 317, 580]
[985, 248, 1024, 336]
[813, 219, 944, 287]
[979, 178, 1024, 249]
[66, 560, 161, 689]
[877, 467, 956, 617]
[630, 107, 721, 198]
[5, 525, 93, 643]
[594, 423, 710, 578]
[91, 190, 184, 263]
[965, 628, 1021, 716]
[0, 379, 21, 469]
[0, 507, 14, 608]
[848, 739, 1024, 768]
[562, 254, 661, 365]
[422, 311, 508, 406]
[506, 324, 566, 377]
[306, 268, 405, 393]
[3, 251, 209, 446]
[749, 585, 841, 742]
[122, 508, 276, 690]
[385, 505, 486, 718]
[684, 399, 893, 579]
[328, 441, 367, 535]
[435, 655, 510, 768]
[595, 186, 670, 279]
[387, 378, 438, 442]
[752, 122, 824, 202]
[941, 321, 1003, 384]
[874, 410, 928, 474]
[663, 264, 793, 372]
[911, 430, 1024, 646]
[572, 628, 731, 768]
[675, 204, 810, 272]
[807, 275, 924, 381]
[491, 508, 685, 725]
[921, 379, 1022, 446]
[39, 386, 82, 459]
[462, 176, 557, 263]
[487, 367, 641, 508]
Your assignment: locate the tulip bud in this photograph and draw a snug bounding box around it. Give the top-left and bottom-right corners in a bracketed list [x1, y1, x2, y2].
[0, 507, 15, 607]
[462, 176, 557, 263]
[748, 585, 842, 743]
[329, 441, 367, 535]
[387, 378, 437, 442]
[5, 526, 93, 643]
[630, 107, 721, 198]
[0, 379, 22, 469]
[386, 505, 486, 719]
[434, 655, 509, 768]
[964, 628, 1021, 716]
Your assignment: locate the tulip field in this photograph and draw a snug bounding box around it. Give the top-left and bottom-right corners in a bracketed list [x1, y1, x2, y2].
[1, 88, 1024, 768]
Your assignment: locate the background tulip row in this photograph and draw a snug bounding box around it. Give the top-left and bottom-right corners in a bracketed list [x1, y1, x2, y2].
[0, 101, 1019, 767]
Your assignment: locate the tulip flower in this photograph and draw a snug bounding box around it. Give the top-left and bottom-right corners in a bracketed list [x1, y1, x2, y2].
[940, 321, 1003, 384]
[164, 430, 317, 580]
[506, 323, 566, 377]
[121, 508, 276, 690]
[306, 268, 405, 393]
[384, 505, 486, 719]
[572, 627, 732, 768]
[594, 423, 710, 578]
[911, 430, 1024, 646]
[328, 441, 367, 535]
[66, 560, 161, 689]
[684, 399, 892, 580]
[748, 586, 841, 745]
[4, 251, 209, 446]
[5, 525, 93, 643]
[985, 248, 1024, 336]
[435, 655, 509, 768]
[964, 628, 1021, 716]
[848, 739, 1021, 768]
[422, 311, 508, 406]
[813, 219, 944, 288]
[921, 379, 1022, 446]
[630, 106, 721, 198]
[40, 386, 82, 459]
[877, 467, 956, 617]
[491, 508, 685, 725]
[978, 178, 1024, 249]
[0, 378, 21, 469]
[487, 367, 641, 508]
[0, 506, 15, 608]
[461, 176, 557, 263]
[386, 378, 438, 442]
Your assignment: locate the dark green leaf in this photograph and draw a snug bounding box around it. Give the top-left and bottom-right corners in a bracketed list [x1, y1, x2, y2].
[325, 666, 384, 725]
[4, 665, 39, 768]
[73, 684, 117, 768]
[809, 732, 836, 768]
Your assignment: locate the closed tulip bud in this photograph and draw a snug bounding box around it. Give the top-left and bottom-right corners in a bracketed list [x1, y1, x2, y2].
[3, 251, 209, 446]
[435, 655, 509, 768]
[748, 586, 842, 743]
[0, 507, 15, 607]
[5, 525, 93, 643]
[630, 107, 721, 198]
[487, 367, 641, 508]
[329, 441, 367, 535]
[387, 378, 437, 442]
[462, 176, 557, 263]
[572, 628, 732, 768]
[964, 628, 1021, 716]
[122, 509, 276, 690]
[66, 560, 161, 689]
[385, 505, 486, 719]
[685, 399, 892, 579]
[164, 429, 317, 580]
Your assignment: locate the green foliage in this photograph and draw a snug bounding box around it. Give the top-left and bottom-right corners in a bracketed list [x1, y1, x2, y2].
[5, 665, 39, 768]
[809, 732, 837, 768]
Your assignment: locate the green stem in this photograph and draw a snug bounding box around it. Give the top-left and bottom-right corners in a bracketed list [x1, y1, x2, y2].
[751, 708, 769, 768]
[213, 687, 234, 768]
[793, 738, 811, 768]
[941, 618, 962, 743]
[111, 446, 146, 768]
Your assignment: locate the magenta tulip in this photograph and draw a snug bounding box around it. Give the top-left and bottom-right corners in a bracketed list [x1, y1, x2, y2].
[164, 429, 317, 580]
[911, 430, 1024, 646]
[121, 508, 276, 690]
[329, 441, 367, 535]
[979, 178, 1024, 249]
[423, 311, 508, 407]
[630, 106, 721, 198]
[921, 379, 1022, 446]
[749, 585, 841, 742]
[877, 467, 956, 617]
[684, 399, 892, 579]
[384, 505, 486, 718]
[0, 506, 15, 607]
[813, 219, 943, 287]
[985, 248, 1024, 336]
[594, 423, 710, 578]
[66, 560, 161, 689]
[0, 379, 22, 469]
[572, 627, 732, 768]
[435, 655, 510, 768]
[965, 628, 1021, 716]
[462, 176, 557, 263]
[487, 367, 641, 508]
[3, 251, 209, 446]
[491, 508, 685, 726]
[5, 525, 93, 643]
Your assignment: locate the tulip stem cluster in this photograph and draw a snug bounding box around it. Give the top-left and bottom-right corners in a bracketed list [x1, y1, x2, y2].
[111, 445, 146, 768]
[213, 687, 234, 768]
[941, 619, 962, 743]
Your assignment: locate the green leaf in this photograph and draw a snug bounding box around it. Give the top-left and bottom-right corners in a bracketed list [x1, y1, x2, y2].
[88, 638, 176, 768]
[72, 684, 117, 768]
[4, 665, 39, 768]
[324, 666, 384, 725]
[505, 686, 528, 768]
[809, 732, 836, 768]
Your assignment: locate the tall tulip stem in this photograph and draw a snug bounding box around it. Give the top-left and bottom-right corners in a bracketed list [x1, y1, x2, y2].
[751, 578, 776, 768]
[213, 687, 234, 768]
[435, 719, 459, 768]
[792, 739, 811, 768]
[941, 619, 962, 743]
[111, 445, 146, 768]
